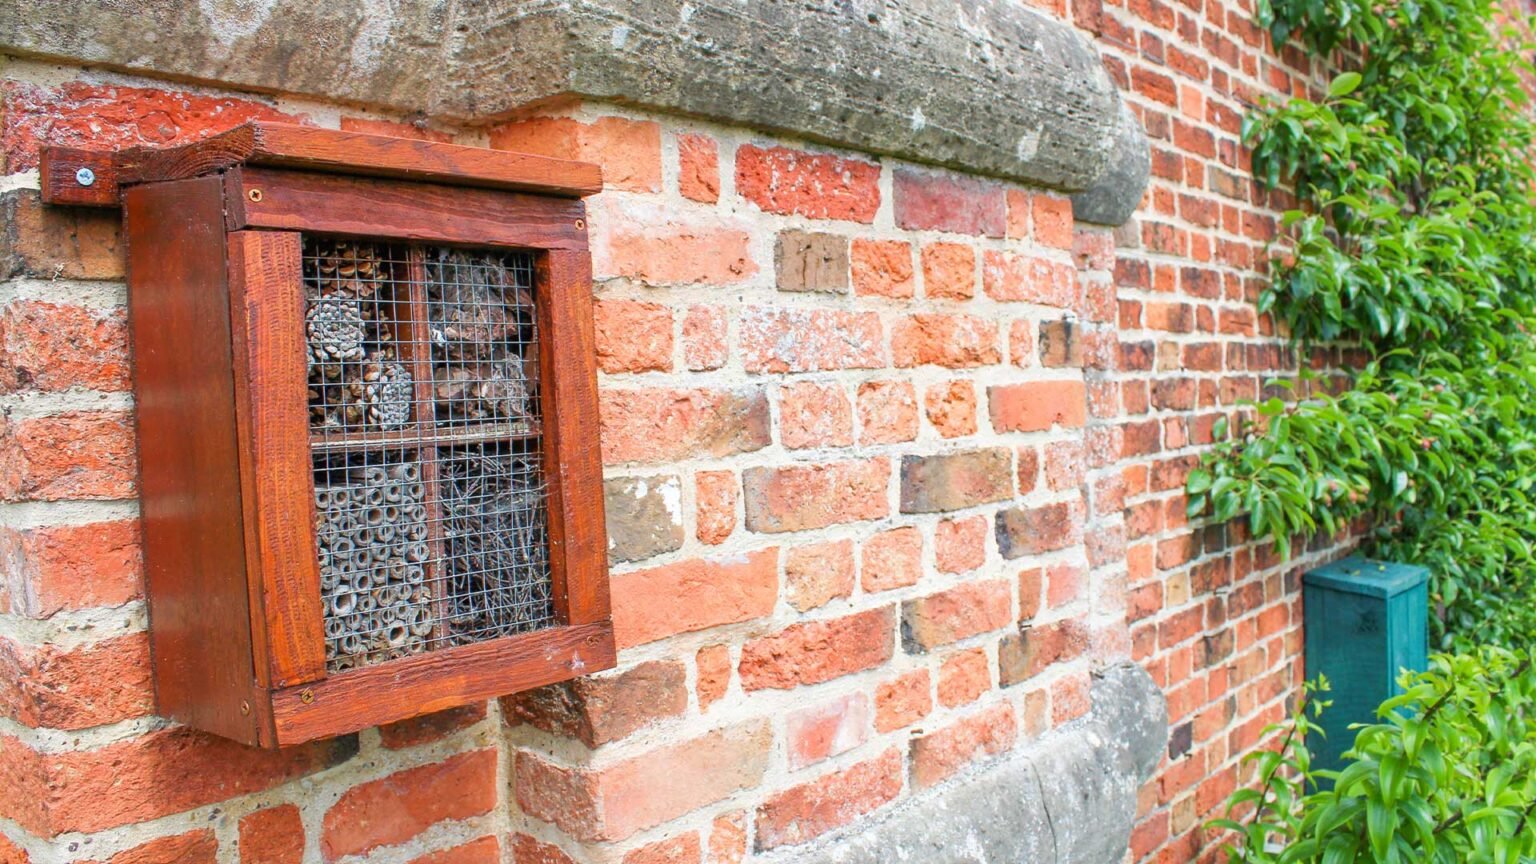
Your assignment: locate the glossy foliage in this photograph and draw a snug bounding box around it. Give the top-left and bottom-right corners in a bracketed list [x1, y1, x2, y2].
[1188, 0, 1536, 648]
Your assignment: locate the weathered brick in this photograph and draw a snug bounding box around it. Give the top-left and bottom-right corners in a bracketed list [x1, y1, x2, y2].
[407, 838, 499, 864]
[708, 812, 747, 864]
[502, 661, 687, 746]
[0, 301, 128, 394]
[623, 833, 700, 864]
[594, 299, 672, 373]
[893, 168, 1005, 236]
[920, 242, 976, 300]
[981, 251, 1077, 308]
[909, 703, 1017, 788]
[851, 239, 915, 298]
[322, 750, 496, 861]
[0, 411, 136, 502]
[739, 607, 894, 690]
[875, 670, 933, 732]
[1031, 193, 1075, 248]
[786, 692, 871, 769]
[988, 380, 1087, 433]
[938, 648, 991, 707]
[682, 305, 728, 371]
[740, 307, 884, 373]
[934, 515, 988, 574]
[605, 475, 684, 564]
[901, 580, 1012, 652]
[611, 549, 779, 647]
[778, 382, 853, 449]
[924, 381, 978, 438]
[1039, 319, 1085, 368]
[856, 381, 919, 444]
[90, 830, 217, 864]
[998, 619, 1091, 685]
[0, 633, 152, 729]
[515, 722, 771, 842]
[240, 805, 304, 864]
[891, 314, 1000, 369]
[378, 705, 487, 750]
[899, 448, 1013, 513]
[678, 133, 721, 202]
[785, 539, 856, 612]
[995, 501, 1085, 559]
[490, 116, 661, 192]
[860, 527, 923, 593]
[735, 145, 881, 222]
[695, 470, 738, 546]
[600, 204, 756, 285]
[742, 458, 889, 533]
[776, 231, 850, 294]
[755, 749, 903, 850]
[696, 644, 732, 711]
[600, 388, 770, 465]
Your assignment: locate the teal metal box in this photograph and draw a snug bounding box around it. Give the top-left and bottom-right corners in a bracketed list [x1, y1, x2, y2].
[1303, 556, 1428, 772]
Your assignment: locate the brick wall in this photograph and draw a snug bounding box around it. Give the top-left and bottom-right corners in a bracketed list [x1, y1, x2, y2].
[0, 0, 1347, 855]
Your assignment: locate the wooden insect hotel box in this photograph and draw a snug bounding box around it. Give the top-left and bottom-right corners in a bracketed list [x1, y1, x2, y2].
[39, 123, 615, 747]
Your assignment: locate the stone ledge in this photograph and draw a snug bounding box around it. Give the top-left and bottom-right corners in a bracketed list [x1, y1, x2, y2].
[757, 661, 1168, 863]
[1, 0, 1149, 224]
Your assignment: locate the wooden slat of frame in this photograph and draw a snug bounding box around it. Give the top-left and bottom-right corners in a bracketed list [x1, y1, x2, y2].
[117, 122, 602, 198]
[39, 146, 118, 206]
[227, 230, 328, 688]
[270, 621, 616, 745]
[538, 243, 610, 625]
[126, 177, 275, 746]
[225, 168, 589, 251]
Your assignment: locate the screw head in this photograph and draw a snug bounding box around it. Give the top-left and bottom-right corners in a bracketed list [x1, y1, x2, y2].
[299, 688, 315, 704]
[75, 167, 96, 187]
[248, 188, 264, 203]
[240, 700, 251, 715]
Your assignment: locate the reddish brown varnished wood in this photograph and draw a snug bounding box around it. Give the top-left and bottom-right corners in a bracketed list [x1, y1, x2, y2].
[226, 168, 588, 250]
[271, 621, 615, 746]
[117, 122, 603, 197]
[228, 230, 327, 688]
[538, 243, 610, 625]
[39, 146, 118, 206]
[126, 177, 274, 747]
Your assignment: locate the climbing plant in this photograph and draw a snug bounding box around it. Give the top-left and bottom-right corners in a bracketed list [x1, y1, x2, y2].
[1187, 0, 1536, 648]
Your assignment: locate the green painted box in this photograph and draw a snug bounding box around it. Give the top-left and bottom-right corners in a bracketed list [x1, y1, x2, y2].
[1302, 556, 1428, 773]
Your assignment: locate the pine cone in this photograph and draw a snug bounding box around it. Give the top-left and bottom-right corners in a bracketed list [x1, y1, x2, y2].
[350, 359, 414, 431]
[306, 296, 366, 366]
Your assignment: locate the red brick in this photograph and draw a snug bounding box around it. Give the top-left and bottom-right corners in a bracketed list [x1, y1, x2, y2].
[1051, 672, 1092, 724]
[0, 412, 136, 501]
[679, 133, 721, 202]
[859, 526, 923, 593]
[778, 382, 853, 449]
[856, 381, 919, 444]
[875, 670, 932, 732]
[599, 201, 755, 285]
[938, 648, 991, 707]
[90, 830, 217, 864]
[999, 619, 1090, 684]
[786, 692, 871, 769]
[0, 834, 25, 864]
[785, 539, 856, 612]
[1044, 440, 1086, 491]
[891, 314, 1000, 369]
[988, 380, 1087, 432]
[1, 191, 124, 280]
[695, 470, 738, 546]
[851, 239, 915, 298]
[707, 812, 747, 864]
[901, 580, 1012, 651]
[515, 722, 771, 842]
[594, 299, 672, 373]
[322, 749, 497, 861]
[623, 833, 700, 864]
[0, 633, 152, 729]
[600, 388, 770, 465]
[696, 644, 732, 711]
[1, 81, 295, 173]
[0, 301, 128, 394]
[995, 501, 1084, 559]
[935, 516, 988, 574]
[490, 116, 661, 192]
[910, 703, 1017, 788]
[893, 169, 1005, 237]
[755, 749, 903, 849]
[920, 242, 976, 299]
[740, 308, 884, 373]
[1018, 567, 1044, 621]
[1031, 193, 1075, 248]
[981, 251, 1077, 308]
[739, 607, 894, 690]
[682, 306, 727, 371]
[503, 661, 685, 746]
[735, 145, 881, 222]
[240, 805, 304, 864]
[924, 381, 977, 438]
[612, 549, 779, 646]
[742, 458, 889, 533]
[510, 834, 578, 864]
[899, 448, 1013, 513]
[406, 838, 498, 864]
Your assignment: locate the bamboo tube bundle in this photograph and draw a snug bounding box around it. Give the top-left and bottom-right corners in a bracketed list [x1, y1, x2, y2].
[424, 248, 538, 426]
[437, 447, 553, 645]
[314, 456, 434, 670]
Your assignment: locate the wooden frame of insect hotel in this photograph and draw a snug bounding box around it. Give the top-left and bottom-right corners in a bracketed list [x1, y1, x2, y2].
[39, 123, 616, 747]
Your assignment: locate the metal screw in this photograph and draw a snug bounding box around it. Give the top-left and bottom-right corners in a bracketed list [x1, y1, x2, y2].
[299, 688, 315, 704]
[575, 219, 585, 229]
[240, 700, 251, 715]
[248, 188, 264, 203]
[75, 167, 95, 187]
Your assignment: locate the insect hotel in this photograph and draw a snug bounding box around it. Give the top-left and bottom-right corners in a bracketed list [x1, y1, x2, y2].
[39, 123, 614, 747]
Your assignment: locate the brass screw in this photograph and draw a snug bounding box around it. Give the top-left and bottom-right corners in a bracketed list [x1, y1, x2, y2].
[299, 688, 315, 704]
[575, 218, 585, 229]
[248, 188, 264, 203]
[240, 700, 251, 715]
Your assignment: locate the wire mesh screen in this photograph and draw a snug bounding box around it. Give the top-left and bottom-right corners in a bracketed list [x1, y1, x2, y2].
[302, 236, 556, 674]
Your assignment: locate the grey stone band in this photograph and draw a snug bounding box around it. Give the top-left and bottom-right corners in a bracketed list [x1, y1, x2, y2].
[1, 0, 1149, 224]
[759, 662, 1169, 864]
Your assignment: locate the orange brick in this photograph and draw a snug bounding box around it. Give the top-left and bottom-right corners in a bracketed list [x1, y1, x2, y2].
[937, 648, 991, 708]
[696, 645, 732, 712]
[742, 458, 889, 533]
[239, 805, 304, 864]
[694, 470, 738, 546]
[891, 314, 1000, 369]
[594, 299, 672, 373]
[981, 251, 1077, 308]
[924, 381, 978, 439]
[988, 380, 1087, 433]
[611, 549, 779, 647]
[909, 702, 1017, 788]
[735, 145, 880, 222]
[600, 388, 769, 465]
[739, 607, 894, 690]
[875, 670, 932, 732]
[901, 580, 1012, 651]
[785, 539, 856, 612]
[934, 516, 988, 574]
[786, 692, 871, 770]
[856, 381, 919, 444]
[755, 749, 903, 849]
[778, 382, 853, 449]
[920, 242, 976, 300]
[0, 411, 136, 502]
[622, 833, 700, 864]
[859, 526, 922, 593]
[89, 830, 217, 864]
[509, 834, 577, 864]
[851, 239, 915, 298]
[707, 811, 747, 864]
[489, 116, 661, 192]
[601, 217, 756, 286]
[678, 133, 721, 203]
[682, 306, 727, 371]
[1031, 193, 1075, 248]
[322, 750, 497, 861]
[0, 633, 152, 729]
[0, 301, 128, 394]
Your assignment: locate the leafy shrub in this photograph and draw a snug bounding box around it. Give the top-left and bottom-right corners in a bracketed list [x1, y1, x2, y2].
[1215, 649, 1536, 862]
[1189, 0, 1536, 648]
